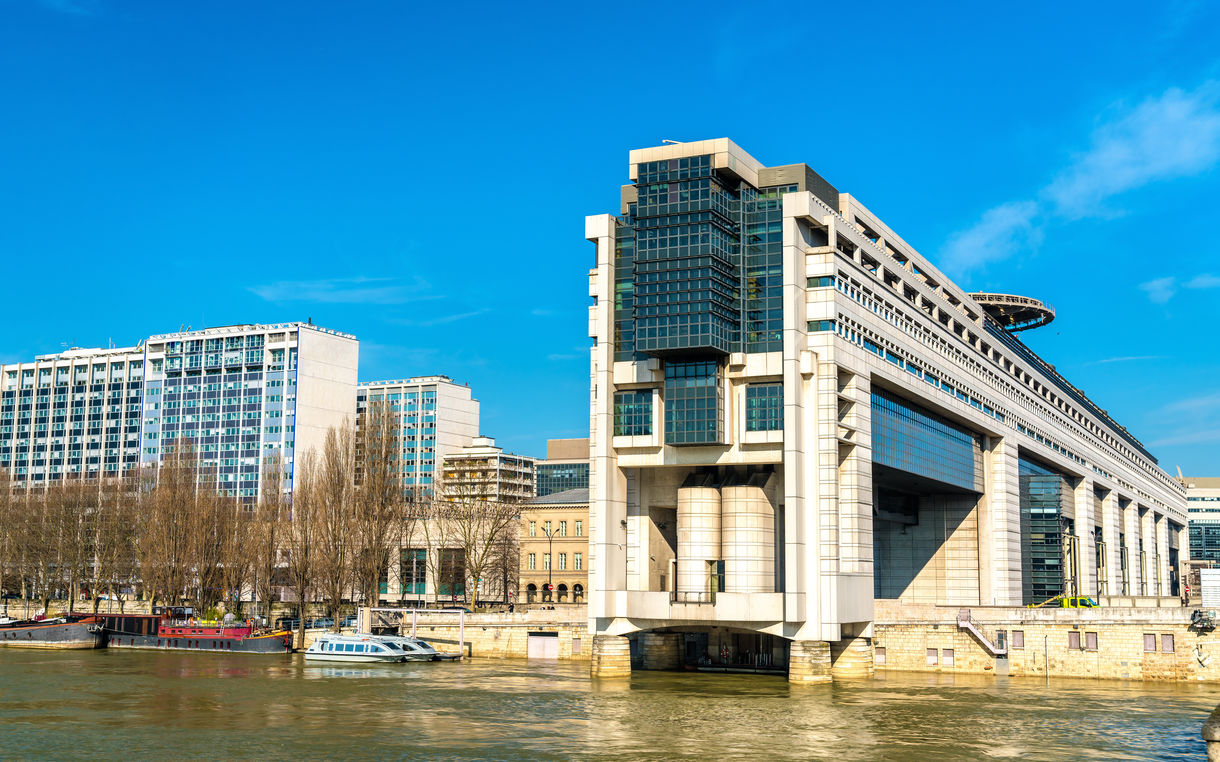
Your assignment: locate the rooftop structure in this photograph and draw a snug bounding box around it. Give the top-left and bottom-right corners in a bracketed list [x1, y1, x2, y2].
[441, 435, 536, 504]
[536, 437, 590, 498]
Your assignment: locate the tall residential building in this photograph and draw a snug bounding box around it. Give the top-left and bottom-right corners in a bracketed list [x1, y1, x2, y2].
[357, 376, 479, 494]
[0, 322, 358, 499]
[585, 138, 1188, 678]
[1184, 477, 1220, 563]
[441, 436, 536, 504]
[535, 437, 590, 497]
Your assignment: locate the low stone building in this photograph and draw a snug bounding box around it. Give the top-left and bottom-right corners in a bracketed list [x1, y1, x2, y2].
[519, 488, 589, 604]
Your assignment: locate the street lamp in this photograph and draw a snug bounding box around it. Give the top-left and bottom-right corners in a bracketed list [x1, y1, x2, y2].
[543, 524, 556, 602]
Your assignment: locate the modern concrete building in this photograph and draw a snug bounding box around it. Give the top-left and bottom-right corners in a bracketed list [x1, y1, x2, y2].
[1183, 477, 1220, 564]
[536, 437, 590, 497]
[0, 322, 357, 499]
[441, 435, 536, 504]
[357, 375, 479, 495]
[584, 138, 1188, 679]
[520, 487, 589, 604]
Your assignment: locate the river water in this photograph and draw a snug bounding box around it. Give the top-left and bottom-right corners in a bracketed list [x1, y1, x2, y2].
[0, 650, 1213, 760]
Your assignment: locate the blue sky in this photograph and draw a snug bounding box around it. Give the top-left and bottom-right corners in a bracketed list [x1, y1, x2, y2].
[1, 0, 1218, 474]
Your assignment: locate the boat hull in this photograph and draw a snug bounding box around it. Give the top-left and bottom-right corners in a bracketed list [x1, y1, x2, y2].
[105, 632, 292, 654]
[303, 652, 407, 663]
[0, 622, 105, 650]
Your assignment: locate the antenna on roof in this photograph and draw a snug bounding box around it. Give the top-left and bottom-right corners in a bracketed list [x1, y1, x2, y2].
[661, 139, 682, 145]
[1177, 465, 1185, 480]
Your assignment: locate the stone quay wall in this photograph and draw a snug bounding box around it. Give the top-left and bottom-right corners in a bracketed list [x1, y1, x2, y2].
[874, 601, 1220, 681]
[339, 607, 590, 661]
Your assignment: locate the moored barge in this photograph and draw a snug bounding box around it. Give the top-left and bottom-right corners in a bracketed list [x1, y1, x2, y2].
[100, 608, 292, 654]
[0, 615, 106, 649]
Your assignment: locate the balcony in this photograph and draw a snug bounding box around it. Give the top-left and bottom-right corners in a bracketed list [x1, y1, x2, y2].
[595, 590, 785, 624]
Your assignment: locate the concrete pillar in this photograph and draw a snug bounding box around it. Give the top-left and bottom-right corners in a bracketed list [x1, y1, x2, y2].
[1141, 508, 1156, 596]
[590, 634, 632, 679]
[984, 438, 1022, 605]
[1156, 513, 1170, 597]
[1101, 491, 1121, 596]
[1123, 501, 1141, 596]
[722, 480, 776, 593]
[788, 640, 832, 683]
[677, 485, 721, 594]
[639, 632, 682, 670]
[829, 635, 874, 678]
[1202, 703, 1220, 762]
[1074, 479, 1095, 597]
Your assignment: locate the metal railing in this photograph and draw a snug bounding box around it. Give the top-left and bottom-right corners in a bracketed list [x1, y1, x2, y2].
[670, 590, 716, 605]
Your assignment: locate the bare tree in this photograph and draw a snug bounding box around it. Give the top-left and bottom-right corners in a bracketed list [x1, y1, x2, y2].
[90, 475, 137, 613]
[284, 450, 320, 649]
[434, 473, 521, 609]
[251, 455, 288, 624]
[419, 497, 458, 606]
[136, 445, 196, 608]
[0, 469, 14, 611]
[314, 426, 356, 631]
[352, 400, 405, 609]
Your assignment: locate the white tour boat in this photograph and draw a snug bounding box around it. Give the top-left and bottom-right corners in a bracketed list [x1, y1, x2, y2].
[363, 633, 455, 661]
[304, 633, 411, 663]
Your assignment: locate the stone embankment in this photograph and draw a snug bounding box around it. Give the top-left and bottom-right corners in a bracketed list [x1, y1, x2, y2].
[874, 601, 1219, 681]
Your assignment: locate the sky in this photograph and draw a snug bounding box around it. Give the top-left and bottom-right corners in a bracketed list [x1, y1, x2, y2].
[1, 0, 1218, 474]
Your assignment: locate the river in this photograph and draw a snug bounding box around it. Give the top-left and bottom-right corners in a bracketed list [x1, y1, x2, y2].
[0, 650, 1212, 760]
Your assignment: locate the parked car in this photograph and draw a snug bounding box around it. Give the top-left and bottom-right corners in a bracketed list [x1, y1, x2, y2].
[308, 617, 335, 630]
[341, 614, 357, 628]
[275, 617, 300, 631]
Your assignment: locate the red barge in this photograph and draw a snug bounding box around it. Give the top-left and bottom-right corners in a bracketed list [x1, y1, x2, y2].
[99, 607, 292, 654]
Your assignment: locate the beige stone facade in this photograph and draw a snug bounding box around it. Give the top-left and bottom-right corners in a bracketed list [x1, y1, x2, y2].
[519, 488, 588, 604]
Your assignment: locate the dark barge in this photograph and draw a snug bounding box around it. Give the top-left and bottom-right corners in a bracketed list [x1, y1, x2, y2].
[99, 608, 292, 654]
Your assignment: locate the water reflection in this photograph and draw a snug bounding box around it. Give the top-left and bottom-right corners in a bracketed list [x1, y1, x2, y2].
[0, 650, 1212, 760]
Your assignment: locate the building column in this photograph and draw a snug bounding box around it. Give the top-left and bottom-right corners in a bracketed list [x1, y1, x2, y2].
[788, 639, 832, 683]
[1140, 507, 1156, 596]
[1156, 513, 1171, 597]
[590, 634, 632, 678]
[639, 632, 682, 670]
[1100, 490, 1121, 597]
[830, 635, 874, 678]
[1074, 478, 1095, 598]
[984, 437, 1022, 605]
[1123, 501, 1141, 596]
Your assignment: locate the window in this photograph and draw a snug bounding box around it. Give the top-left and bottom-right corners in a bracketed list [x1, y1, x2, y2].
[875, 646, 886, 665]
[529, 521, 536, 537]
[559, 553, 567, 570]
[1162, 634, 1175, 653]
[745, 383, 783, 432]
[559, 521, 567, 537]
[1068, 631, 1081, 650]
[527, 553, 536, 570]
[1144, 634, 1157, 652]
[543, 554, 551, 571]
[613, 389, 653, 436]
[942, 649, 954, 667]
[543, 520, 551, 536]
[806, 319, 835, 332]
[926, 648, 938, 666]
[574, 552, 582, 570]
[575, 520, 583, 536]
[1085, 632, 1098, 651]
[807, 275, 834, 288]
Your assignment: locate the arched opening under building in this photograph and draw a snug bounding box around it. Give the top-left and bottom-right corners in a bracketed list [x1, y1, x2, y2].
[557, 584, 568, 603]
[526, 583, 537, 603]
[573, 583, 584, 602]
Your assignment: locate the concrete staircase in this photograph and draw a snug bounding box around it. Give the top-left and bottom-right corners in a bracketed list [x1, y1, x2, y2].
[957, 608, 1007, 656]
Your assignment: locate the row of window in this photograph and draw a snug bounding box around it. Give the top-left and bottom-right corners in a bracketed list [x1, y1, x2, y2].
[528, 520, 583, 537]
[526, 552, 583, 571]
[875, 632, 1178, 665]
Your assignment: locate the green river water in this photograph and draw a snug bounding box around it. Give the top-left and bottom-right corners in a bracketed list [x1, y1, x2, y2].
[0, 650, 1214, 760]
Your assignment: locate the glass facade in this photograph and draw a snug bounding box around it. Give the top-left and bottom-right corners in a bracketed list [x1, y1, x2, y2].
[745, 383, 783, 432]
[1190, 522, 1220, 563]
[664, 360, 723, 445]
[536, 461, 589, 497]
[612, 155, 795, 360]
[358, 383, 440, 489]
[613, 390, 653, 436]
[1018, 457, 1071, 605]
[870, 390, 983, 492]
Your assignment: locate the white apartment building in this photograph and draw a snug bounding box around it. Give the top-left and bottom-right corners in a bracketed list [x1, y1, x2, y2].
[357, 375, 479, 494]
[584, 139, 1188, 679]
[441, 435, 536, 504]
[1, 322, 358, 499]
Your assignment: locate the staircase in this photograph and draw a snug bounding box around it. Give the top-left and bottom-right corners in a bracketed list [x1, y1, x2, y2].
[956, 608, 1007, 656]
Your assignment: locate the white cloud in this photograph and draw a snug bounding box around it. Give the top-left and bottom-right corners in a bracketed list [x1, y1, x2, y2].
[1139, 276, 1177, 304]
[938, 201, 1040, 274]
[941, 82, 1220, 275]
[1087, 355, 1167, 365]
[1185, 273, 1220, 289]
[249, 276, 432, 305]
[1046, 84, 1220, 219]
